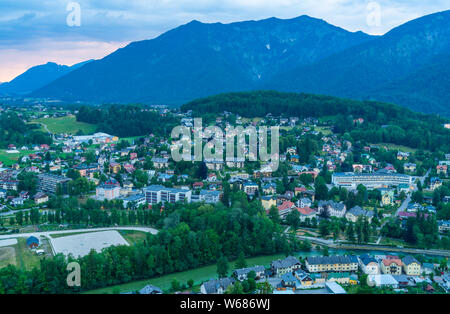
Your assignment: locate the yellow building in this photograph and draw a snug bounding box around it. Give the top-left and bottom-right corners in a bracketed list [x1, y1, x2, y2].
[109, 162, 121, 174]
[402, 256, 422, 276]
[380, 189, 394, 206]
[262, 196, 277, 210]
[381, 259, 403, 275]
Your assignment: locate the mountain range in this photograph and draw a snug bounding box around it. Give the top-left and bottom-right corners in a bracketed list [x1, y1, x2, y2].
[0, 60, 92, 96]
[3, 10, 449, 115]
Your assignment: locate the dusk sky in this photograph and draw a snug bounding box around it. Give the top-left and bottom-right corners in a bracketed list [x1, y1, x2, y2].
[0, 0, 448, 82]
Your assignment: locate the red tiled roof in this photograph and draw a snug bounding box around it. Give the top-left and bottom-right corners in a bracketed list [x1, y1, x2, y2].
[296, 207, 316, 216]
[278, 201, 295, 211]
[382, 259, 403, 267]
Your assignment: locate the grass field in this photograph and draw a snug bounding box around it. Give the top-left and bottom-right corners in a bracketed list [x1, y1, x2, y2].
[86, 253, 287, 294]
[119, 230, 148, 246]
[14, 238, 43, 270]
[0, 149, 35, 166]
[371, 143, 419, 153]
[0, 247, 16, 268]
[31, 115, 97, 135]
[315, 126, 333, 135]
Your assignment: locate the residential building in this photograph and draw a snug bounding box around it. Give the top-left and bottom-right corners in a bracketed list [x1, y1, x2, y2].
[138, 285, 162, 295]
[280, 273, 297, 288]
[277, 201, 295, 219]
[402, 256, 422, 276]
[438, 220, 450, 233]
[261, 195, 277, 210]
[297, 197, 312, 208]
[271, 256, 302, 277]
[37, 173, 71, 194]
[403, 163, 416, 173]
[297, 207, 317, 222]
[262, 183, 276, 195]
[0, 179, 19, 191]
[152, 157, 169, 169]
[225, 157, 245, 169]
[317, 200, 346, 218]
[200, 278, 235, 294]
[380, 189, 395, 206]
[306, 256, 358, 273]
[144, 185, 192, 204]
[436, 165, 447, 175]
[96, 178, 121, 201]
[33, 192, 48, 204]
[243, 182, 258, 196]
[74, 163, 100, 178]
[191, 190, 221, 204]
[345, 206, 374, 223]
[430, 177, 442, 191]
[358, 254, 380, 275]
[120, 194, 146, 208]
[233, 266, 265, 281]
[204, 159, 224, 171]
[381, 259, 403, 275]
[109, 162, 121, 174]
[293, 269, 313, 287]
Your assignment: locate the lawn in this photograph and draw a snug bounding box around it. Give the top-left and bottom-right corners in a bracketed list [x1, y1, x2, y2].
[0, 247, 16, 268]
[0, 149, 35, 166]
[30, 115, 97, 135]
[315, 126, 333, 135]
[119, 230, 148, 246]
[371, 143, 419, 153]
[85, 253, 287, 294]
[14, 238, 43, 271]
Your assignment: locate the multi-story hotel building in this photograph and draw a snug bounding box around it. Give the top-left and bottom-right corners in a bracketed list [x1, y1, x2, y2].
[144, 185, 192, 205]
[332, 172, 412, 189]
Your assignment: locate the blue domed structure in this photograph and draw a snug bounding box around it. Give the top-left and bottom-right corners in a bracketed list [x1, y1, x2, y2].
[26, 236, 39, 248]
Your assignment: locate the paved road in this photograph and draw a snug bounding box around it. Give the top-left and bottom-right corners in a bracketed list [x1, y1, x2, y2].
[0, 226, 158, 241]
[417, 168, 431, 187]
[395, 168, 430, 216]
[396, 193, 412, 215]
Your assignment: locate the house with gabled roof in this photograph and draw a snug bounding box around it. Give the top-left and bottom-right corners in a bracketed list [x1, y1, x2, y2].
[345, 206, 374, 223]
[381, 258, 403, 275]
[233, 266, 265, 281]
[200, 277, 235, 294]
[271, 256, 301, 277]
[358, 254, 380, 275]
[402, 256, 422, 276]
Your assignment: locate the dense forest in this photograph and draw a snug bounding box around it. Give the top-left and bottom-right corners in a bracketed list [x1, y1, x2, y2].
[76, 105, 179, 137]
[0, 191, 302, 293]
[0, 112, 52, 148]
[182, 91, 450, 152]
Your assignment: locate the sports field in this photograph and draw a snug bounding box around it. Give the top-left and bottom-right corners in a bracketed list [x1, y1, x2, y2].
[31, 115, 97, 135]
